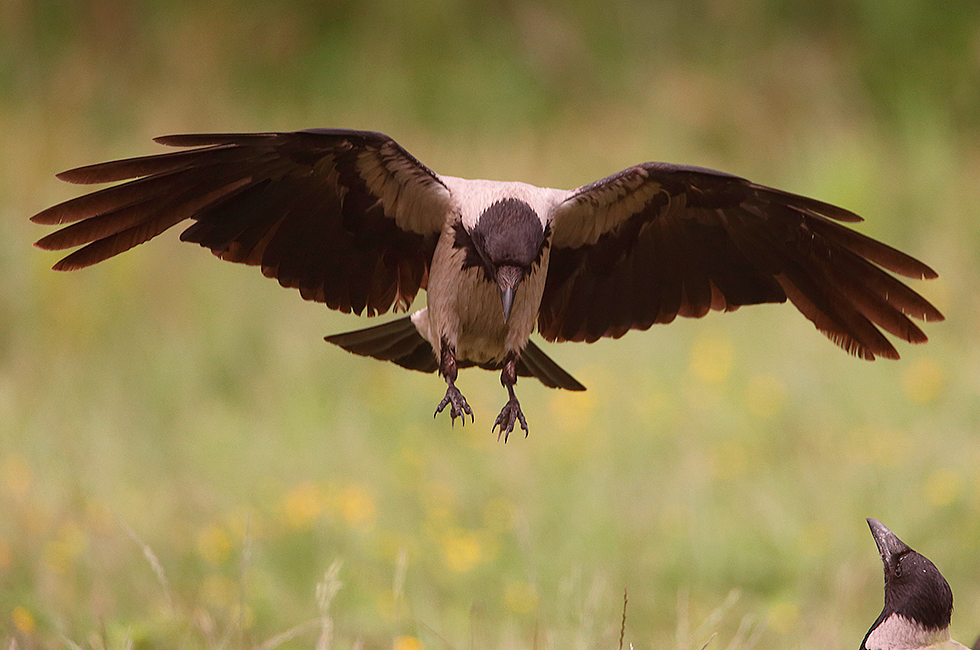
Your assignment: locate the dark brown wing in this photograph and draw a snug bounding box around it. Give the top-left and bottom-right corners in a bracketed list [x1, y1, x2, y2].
[32, 129, 452, 316]
[542, 163, 943, 360]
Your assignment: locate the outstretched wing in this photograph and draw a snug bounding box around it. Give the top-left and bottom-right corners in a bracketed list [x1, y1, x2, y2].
[543, 163, 943, 360]
[32, 129, 452, 316]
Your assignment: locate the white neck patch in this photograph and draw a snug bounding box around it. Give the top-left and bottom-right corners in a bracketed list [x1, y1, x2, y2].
[866, 613, 949, 650]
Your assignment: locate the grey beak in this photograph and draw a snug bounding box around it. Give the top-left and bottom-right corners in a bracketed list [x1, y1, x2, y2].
[867, 518, 912, 563]
[496, 265, 524, 323]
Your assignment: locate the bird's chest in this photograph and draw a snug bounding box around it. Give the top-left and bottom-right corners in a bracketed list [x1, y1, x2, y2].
[425, 228, 550, 363]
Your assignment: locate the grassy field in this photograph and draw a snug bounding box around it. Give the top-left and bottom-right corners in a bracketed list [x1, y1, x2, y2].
[2, 1, 980, 648]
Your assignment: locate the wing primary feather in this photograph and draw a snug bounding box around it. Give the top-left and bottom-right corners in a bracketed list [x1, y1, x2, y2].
[750, 184, 864, 223]
[153, 133, 282, 147]
[803, 214, 939, 279]
[777, 254, 899, 360]
[35, 167, 209, 226]
[816, 255, 929, 344]
[35, 151, 281, 227]
[48, 177, 252, 271]
[54, 144, 244, 185]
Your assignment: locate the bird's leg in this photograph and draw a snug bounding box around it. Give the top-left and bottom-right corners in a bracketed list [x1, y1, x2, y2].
[493, 352, 528, 442]
[434, 338, 474, 425]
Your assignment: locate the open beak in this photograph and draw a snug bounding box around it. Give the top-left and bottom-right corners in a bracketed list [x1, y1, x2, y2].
[496, 265, 525, 323]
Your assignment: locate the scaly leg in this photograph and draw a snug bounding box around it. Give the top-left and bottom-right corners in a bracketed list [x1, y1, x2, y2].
[434, 338, 473, 425]
[493, 352, 528, 441]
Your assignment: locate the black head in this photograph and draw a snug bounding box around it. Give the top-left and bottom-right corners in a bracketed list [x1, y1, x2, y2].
[465, 198, 548, 270]
[454, 198, 549, 321]
[867, 518, 953, 633]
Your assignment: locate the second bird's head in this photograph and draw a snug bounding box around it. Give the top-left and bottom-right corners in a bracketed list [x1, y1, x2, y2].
[457, 198, 550, 322]
[863, 518, 955, 650]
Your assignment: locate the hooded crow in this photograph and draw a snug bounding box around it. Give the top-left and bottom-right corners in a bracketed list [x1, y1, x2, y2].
[31, 129, 943, 439]
[863, 518, 969, 650]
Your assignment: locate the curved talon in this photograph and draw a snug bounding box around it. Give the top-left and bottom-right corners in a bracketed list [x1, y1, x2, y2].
[493, 398, 528, 442]
[434, 385, 474, 426]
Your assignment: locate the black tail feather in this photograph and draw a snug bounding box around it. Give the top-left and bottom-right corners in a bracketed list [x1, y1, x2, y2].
[325, 316, 438, 373]
[519, 340, 586, 391]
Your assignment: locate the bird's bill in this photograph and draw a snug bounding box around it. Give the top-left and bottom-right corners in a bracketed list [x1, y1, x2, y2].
[496, 265, 525, 323]
[867, 518, 913, 562]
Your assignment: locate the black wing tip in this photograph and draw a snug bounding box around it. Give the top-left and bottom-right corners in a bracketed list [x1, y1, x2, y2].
[920, 265, 940, 281]
[746, 180, 865, 223]
[54, 166, 103, 185]
[909, 295, 944, 324]
[152, 129, 393, 148]
[50, 257, 83, 272]
[30, 208, 62, 225]
[32, 229, 81, 270]
[33, 237, 79, 270]
[908, 300, 944, 324]
[298, 127, 391, 139]
[152, 133, 266, 146]
[153, 134, 193, 146]
[813, 202, 864, 223]
[33, 234, 60, 251]
[891, 256, 940, 281]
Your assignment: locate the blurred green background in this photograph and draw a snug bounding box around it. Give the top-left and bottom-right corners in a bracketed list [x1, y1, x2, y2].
[2, 0, 979, 648]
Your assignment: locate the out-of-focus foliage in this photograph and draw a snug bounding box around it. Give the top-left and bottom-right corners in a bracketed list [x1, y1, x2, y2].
[1, 1, 979, 649]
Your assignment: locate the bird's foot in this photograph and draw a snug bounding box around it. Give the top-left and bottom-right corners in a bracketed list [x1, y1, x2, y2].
[434, 384, 474, 426]
[493, 397, 528, 442]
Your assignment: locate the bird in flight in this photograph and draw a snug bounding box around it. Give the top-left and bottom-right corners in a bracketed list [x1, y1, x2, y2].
[862, 518, 969, 650]
[32, 129, 943, 439]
